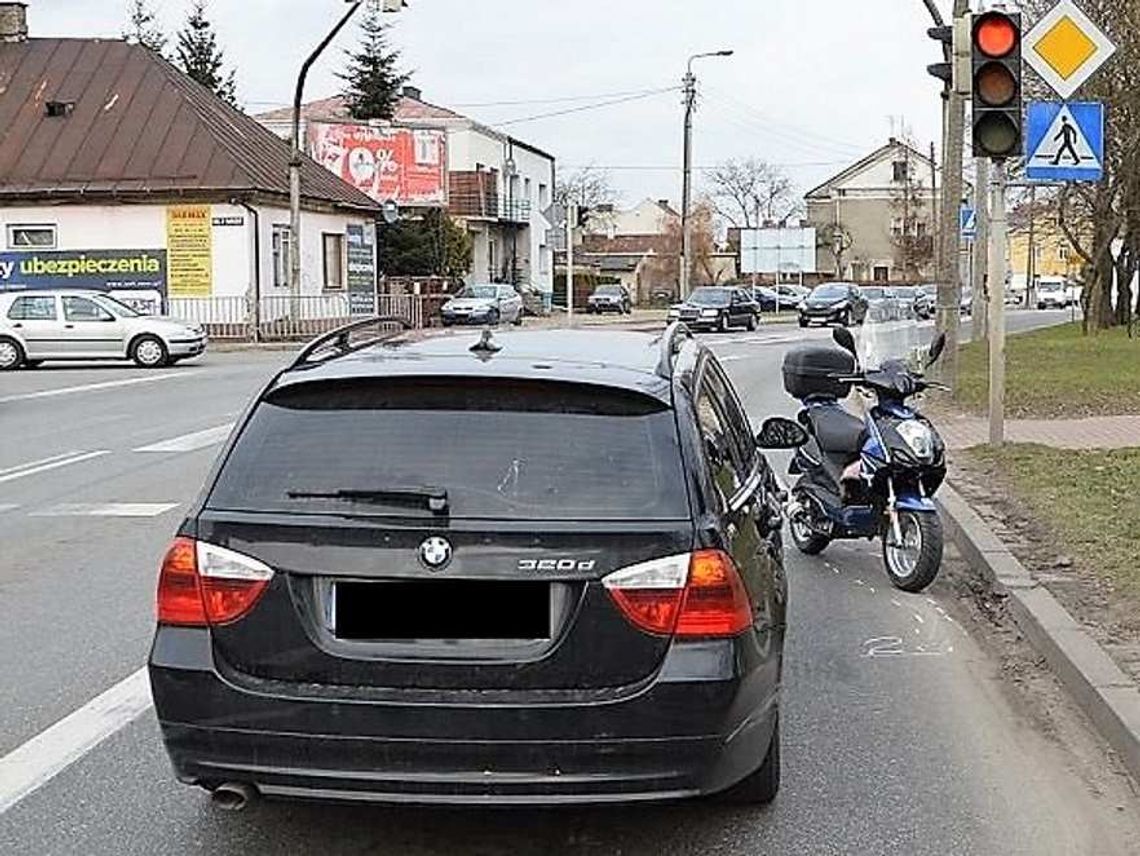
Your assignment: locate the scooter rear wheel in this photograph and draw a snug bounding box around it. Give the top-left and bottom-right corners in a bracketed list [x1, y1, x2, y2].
[790, 507, 831, 556]
[882, 511, 943, 593]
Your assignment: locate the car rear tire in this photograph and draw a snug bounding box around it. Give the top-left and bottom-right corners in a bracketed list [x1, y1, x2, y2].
[131, 335, 169, 368]
[487, 309, 500, 326]
[747, 314, 757, 331]
[798, 318, 809, 328]
[716, 716, 780, 805]
[0, 336, 25, 371]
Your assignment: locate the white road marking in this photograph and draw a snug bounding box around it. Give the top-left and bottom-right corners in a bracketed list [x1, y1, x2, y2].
[913, 613, 926, 624]
[0, 450, 111, 485]
[32, 503, 180, 518]
[134, 423, 233, 454]
[0, 371, 196, 405]
[0, 667, 152, 814]
[891, 598, 903, 608]
[0, 503, 18, 513]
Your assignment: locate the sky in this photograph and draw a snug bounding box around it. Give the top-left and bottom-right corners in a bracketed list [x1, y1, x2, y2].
[40, 0, 950, 209]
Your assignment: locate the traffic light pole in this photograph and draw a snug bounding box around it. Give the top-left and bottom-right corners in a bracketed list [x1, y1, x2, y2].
[972, 156, 990, 338]
[988, 160, 1008, 447]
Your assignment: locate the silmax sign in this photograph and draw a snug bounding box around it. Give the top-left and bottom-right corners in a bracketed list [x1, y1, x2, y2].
[0, 249, 168, 293]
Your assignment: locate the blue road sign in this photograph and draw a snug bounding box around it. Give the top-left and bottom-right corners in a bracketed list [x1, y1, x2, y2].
[960, 206, 977, 240]
[1025, 101, 1104, 182]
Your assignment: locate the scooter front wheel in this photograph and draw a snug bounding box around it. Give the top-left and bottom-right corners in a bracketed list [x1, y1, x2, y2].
[882, 511, 943, 593]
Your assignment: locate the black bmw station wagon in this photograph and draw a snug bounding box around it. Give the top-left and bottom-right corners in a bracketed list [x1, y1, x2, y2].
[148, 319, 802, 807]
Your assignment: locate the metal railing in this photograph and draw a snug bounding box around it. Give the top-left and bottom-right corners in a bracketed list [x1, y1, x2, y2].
[167, 293, 426, 341]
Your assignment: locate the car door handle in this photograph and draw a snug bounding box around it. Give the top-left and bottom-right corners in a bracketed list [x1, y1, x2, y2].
[11, 322, 21, 329]
[64, 324, 75, 329]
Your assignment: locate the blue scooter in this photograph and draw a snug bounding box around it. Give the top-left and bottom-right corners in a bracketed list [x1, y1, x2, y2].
[782, 328, 948, 593]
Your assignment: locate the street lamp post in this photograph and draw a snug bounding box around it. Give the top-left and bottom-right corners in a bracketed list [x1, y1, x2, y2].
[289, 1, 364, 312]
[680, 49, 733, 300]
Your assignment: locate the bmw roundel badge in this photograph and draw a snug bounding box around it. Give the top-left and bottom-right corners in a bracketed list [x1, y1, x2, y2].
[418, 536, 453, 571]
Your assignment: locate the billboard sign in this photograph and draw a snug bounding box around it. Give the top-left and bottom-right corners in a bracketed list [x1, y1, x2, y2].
[0, 249, 167, 292]
[308, 122, 448, 207]
[739, 228, 818, 275]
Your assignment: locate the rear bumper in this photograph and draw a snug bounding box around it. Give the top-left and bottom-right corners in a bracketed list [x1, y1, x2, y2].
[149, 626, 781, 805]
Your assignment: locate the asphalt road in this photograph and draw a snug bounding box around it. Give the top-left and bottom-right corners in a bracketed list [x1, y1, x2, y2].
[2, 310, 1137, 855]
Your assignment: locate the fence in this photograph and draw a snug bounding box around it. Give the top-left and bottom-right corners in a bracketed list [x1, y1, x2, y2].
[168, 293, 428, 341]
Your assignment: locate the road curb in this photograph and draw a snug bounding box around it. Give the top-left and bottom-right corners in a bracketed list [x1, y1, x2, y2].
[938, 483, 1140, 783]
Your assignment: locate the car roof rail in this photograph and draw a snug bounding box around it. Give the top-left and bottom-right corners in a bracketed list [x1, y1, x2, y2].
[655, 321, 693, 379]
[288, 316, 414, 370]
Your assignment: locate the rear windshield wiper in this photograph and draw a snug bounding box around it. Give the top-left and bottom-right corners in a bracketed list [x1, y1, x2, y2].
[286, 486, 449, 515]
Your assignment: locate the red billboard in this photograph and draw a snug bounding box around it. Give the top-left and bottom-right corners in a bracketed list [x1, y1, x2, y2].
[308, 122, 448, 207]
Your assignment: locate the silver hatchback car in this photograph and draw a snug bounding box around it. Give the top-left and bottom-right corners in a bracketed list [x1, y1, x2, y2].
[0, 289, 207, 370]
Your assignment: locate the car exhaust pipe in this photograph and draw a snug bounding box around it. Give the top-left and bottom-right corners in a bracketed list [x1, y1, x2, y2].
[211, 782, 258, 811]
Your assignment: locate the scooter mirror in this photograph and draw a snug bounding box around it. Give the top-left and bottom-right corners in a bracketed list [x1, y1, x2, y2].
[927, 332, 947, 367]
[756, 417, 810, 450]
[832, 327, 857, 356]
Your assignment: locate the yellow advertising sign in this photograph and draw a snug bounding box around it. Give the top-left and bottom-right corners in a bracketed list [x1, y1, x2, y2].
[166, 205, 213, 297]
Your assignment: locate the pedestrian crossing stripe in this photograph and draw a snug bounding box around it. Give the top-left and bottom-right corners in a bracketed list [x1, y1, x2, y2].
[1025, 101, 1104, 182]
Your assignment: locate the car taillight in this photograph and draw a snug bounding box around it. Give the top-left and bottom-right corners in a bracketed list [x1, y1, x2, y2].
[602, 549, 752, 639]
[156, 538, 274, 627]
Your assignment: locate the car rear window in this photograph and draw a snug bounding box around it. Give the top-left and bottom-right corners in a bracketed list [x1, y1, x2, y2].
[208, 378, 690, 521]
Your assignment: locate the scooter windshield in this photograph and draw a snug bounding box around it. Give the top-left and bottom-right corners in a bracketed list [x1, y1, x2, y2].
[856, 289, 927, 373]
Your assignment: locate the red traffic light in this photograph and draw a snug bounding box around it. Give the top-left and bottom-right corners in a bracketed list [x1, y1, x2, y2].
[974, 12, 1018, 58]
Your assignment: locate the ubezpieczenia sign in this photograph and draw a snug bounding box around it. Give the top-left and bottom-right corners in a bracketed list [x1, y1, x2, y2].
[0, 249, 168, 292]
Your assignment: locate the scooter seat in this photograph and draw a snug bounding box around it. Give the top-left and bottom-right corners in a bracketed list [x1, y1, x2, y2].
[807, 404, 866, 455]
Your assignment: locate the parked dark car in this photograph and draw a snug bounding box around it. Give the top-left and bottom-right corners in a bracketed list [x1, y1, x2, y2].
[749, 286, 780, 312]
[798, 283, 868, 328]
[149, 319, 796, 807]
[669, 286, 760, 332]
[586, 284, 632, 315]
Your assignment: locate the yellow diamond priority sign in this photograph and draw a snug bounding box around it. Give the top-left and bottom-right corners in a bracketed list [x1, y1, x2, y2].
[1024, 1, 1116, 100]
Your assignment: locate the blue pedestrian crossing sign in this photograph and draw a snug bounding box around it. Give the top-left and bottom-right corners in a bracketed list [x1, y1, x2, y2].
[960, 206, 977, 240]
[1025, 101, 1104, 183]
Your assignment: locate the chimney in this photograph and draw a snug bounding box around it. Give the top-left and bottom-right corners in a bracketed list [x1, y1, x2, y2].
[0, 2, 27, 42]
[401, 85, 422, 101]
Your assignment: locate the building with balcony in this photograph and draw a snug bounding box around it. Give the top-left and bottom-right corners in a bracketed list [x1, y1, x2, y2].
[255, 87, 556, 303]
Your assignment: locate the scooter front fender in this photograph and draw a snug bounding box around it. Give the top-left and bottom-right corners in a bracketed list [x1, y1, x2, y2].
[895, 494, 937, 513]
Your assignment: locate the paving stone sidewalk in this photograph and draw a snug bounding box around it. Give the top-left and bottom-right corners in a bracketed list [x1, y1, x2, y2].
[938, 413, 1140, 450]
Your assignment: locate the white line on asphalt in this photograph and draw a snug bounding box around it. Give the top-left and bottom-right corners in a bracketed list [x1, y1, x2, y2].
[134, 423, 234, 454]
[0, 667, 152, 814]
[32, 503, 180, 518]
[0, 503, 18, 513]
[0, 371, 197, 405]
[0, 450, 111, 485]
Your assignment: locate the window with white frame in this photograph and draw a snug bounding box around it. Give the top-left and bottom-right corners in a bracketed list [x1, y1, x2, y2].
[1058, 245, 1070, 262]
[272, 224, 292, 289]
[7, 224, 56, 249]
[322, 233, 345, 291]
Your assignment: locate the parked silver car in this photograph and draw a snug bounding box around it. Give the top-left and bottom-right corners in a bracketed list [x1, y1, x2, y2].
[0, 289, 207, 370]
[440, 284, 524, 327]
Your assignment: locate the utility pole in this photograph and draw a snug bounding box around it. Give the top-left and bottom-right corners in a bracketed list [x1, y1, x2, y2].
[1025, 184, 1037, 309]
[938, 0, 971, 386]
[290, 1, 363, 316]
[988, 160, 1008, 446]
[930, 141, 940, 276]
[680, 49, 733, 300]
[972, 157, 990, 337]
[566, 203, 575, 326]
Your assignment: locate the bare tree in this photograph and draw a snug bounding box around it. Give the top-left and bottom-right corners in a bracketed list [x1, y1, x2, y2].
[706, 158, 797, 228]
[818, 222, 853, 278]
[889, 143, 935, 281]
[555, 166, 617, 209]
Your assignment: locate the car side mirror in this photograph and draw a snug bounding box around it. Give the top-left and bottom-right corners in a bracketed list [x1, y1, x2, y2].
[832, 327, 857, 356]
[756, 416, 809, 449]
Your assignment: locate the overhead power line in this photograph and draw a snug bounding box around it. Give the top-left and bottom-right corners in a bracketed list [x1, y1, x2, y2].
[493, 87, 680, 128]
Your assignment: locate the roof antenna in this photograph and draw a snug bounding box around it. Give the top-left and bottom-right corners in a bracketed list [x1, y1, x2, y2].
[469, 329, 502, 358]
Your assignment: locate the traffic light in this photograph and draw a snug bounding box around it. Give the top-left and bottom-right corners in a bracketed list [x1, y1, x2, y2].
[971, 11, 1022, 159]
[926, 25, 952, 88]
